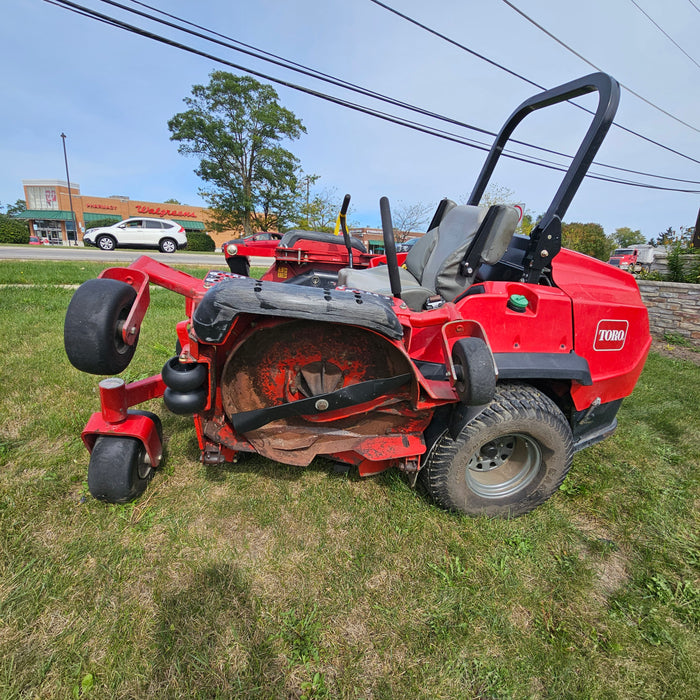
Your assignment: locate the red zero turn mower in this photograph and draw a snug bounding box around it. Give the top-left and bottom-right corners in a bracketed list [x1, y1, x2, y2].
[64, 73, 651, 517]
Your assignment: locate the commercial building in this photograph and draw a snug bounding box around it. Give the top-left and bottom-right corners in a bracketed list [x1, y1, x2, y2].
[15, 179, 209, 245]
[349, 227, 423, 253]
[13, 179, 423, 252]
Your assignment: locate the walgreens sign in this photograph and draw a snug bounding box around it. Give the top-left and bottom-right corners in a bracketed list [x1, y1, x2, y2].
[135, 205, 197, 218]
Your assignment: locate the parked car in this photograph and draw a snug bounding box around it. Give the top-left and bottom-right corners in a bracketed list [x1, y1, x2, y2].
[397, 237, 419, 253]
[220, 232, 282, 252]
[83, 218, 187, 253]
[28, 236, 49, 245]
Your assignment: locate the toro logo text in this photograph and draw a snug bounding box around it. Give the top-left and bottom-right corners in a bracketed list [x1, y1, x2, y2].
[594, 319, 629, 351]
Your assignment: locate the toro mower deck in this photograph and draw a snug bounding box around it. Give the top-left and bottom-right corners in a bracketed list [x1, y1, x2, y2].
[65, 73, 651, 517]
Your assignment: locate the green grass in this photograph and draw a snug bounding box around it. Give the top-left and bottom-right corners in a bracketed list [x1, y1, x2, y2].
[0, 260, 268, 286]
[0, 261, 698, 698]
[0, 260, 221, 285]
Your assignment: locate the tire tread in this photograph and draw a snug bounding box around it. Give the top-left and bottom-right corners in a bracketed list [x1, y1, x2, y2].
[420, 382, 573, 517]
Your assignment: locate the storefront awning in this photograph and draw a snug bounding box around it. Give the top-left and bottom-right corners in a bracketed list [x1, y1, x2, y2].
[14, 209, 74, 221]
[174, 219, 206, 231]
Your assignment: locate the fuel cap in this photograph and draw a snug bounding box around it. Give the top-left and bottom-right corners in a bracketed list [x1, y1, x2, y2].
[507, 294, 529, 313]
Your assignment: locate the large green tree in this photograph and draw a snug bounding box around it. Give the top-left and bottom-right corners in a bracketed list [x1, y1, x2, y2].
[561, 222, 614, 261]
[612, 226, 645, 248]
[168, 72, 306, 235]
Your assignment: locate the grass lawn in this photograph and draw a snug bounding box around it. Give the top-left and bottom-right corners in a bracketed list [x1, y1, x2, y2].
[0, 261, 698, 699]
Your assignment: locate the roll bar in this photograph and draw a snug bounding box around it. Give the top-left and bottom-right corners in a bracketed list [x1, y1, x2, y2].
[467, 72, 620, 283]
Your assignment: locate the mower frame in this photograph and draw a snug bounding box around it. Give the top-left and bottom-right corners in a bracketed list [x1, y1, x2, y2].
[66, 73, 651, 517]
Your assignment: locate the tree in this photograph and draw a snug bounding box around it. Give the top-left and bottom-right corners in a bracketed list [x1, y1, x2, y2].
[561, 222, 613, 261]
[612, 226, 645, 248]
[392, 201, 433, 243]
[1, 199, 26, 216]
[479, 183, 517, 208]
[256, 176, 300, 232]
[299, 188, 342, 232]
[518, 212, 535, 237]
[654, 227, 678, 247]
[0, 215, 29, 243]
[284, 175, 349, 233]
[168, 72, 306, 235]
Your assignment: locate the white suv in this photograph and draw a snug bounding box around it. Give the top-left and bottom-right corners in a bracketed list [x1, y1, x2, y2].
[84, 218, 188, 253]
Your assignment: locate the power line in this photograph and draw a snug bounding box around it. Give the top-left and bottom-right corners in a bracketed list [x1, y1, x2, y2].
[368, 0, 544, 90]
[100, 0, 494, 141]
[627, 0, 700, 70]
[44, 0, 700, 193]
[368, 0, 700, 163]
[45, 0, 700, 193]
[499, 0, 700, 133]
[93, 3, 607, 178]
[106, 0, 700, 182]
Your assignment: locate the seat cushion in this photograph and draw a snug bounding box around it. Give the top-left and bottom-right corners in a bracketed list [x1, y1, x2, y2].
[337, 265, 433, 311]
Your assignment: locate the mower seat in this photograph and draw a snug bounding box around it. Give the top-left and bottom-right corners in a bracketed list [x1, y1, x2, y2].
[337, 203, 520, 310]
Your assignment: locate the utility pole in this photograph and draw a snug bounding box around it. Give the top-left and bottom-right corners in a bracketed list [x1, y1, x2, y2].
[299, 173, 317, 229]
[60, 132, 78, 246]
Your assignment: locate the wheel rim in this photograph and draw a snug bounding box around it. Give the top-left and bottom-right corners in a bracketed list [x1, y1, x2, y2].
[162, 239, 176, 252]
[99, 237, 114, 250]
[113, 306, 132, 356]
[136, 447, 152, 480]
[465, 433, 542, 499]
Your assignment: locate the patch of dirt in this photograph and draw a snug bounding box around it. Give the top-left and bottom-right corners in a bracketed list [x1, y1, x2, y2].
[569, 513, 631, 599]
[594, 552, 629, 596]
[651, 337, 700, 366]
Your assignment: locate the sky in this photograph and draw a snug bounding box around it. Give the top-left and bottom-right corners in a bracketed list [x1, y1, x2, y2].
[1, 0, 698, 240]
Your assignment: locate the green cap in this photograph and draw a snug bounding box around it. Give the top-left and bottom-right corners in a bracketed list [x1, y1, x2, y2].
[508, 294, 529, 312]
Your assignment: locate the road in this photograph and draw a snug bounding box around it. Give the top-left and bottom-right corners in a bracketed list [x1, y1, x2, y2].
[0, 245, 270, 268]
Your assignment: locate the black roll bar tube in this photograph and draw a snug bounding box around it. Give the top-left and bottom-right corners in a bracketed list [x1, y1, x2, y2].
[466, 72, 620, 283]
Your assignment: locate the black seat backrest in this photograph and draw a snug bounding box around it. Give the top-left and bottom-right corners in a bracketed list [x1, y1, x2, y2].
[403, 204, 519, 301]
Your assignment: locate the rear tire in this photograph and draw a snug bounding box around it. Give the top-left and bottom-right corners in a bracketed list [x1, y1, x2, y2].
[88, 436, 153, 503]
[159, 237, 177, 253]
[420, 383, 573, 517]
[97, 235, 116, 251]
[64, 278, 138, 375]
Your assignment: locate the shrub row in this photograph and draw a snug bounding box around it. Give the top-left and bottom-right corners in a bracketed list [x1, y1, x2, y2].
[84, 217, 121, 230]
[186, 231, 216, 251]
[0, 215, 30, 244]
